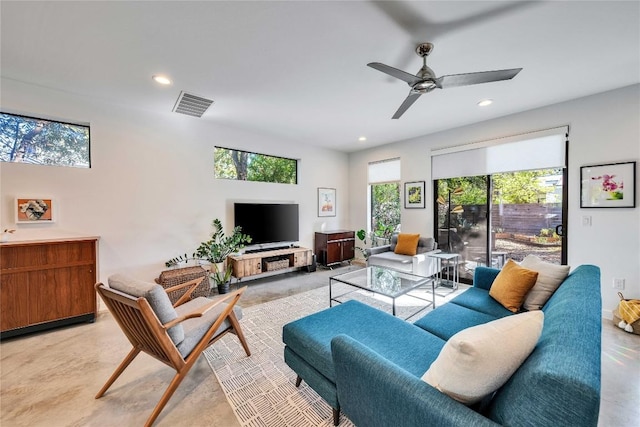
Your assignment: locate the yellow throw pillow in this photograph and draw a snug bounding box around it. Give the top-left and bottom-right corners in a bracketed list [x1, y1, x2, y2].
[489, 259, 539, 313]
[394, 233, 421, 256]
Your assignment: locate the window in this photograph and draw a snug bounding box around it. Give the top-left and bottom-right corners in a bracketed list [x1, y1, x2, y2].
[0, 112, 90, 168]
[214, 147, 297, 184]
[368, 158, 401, 244]
[432, 127, 568, 282]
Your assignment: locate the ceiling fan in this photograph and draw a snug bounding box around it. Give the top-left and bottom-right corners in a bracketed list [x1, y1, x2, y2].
[368, 42, 522, 119]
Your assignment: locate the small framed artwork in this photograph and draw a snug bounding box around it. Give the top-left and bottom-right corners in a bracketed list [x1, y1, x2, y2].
[404, 181, 426, 209]
[580, 161, 636, 208]
[318, 187, 336, 217]
[16, 198, 55, 223]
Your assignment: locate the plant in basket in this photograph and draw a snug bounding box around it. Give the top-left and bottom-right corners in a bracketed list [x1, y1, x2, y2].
[166, 219, 251, 294]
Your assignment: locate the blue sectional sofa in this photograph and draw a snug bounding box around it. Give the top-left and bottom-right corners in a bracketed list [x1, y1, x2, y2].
[282, 265, 601, 426]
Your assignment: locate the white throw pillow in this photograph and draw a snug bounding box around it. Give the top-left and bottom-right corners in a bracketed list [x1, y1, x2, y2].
[520, 255, 570, 311]
[421, 311, 544, 405]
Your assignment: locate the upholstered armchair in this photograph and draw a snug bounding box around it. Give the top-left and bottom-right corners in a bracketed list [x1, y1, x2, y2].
[95, 274, 250, 427]
[366, 233, 440, 278]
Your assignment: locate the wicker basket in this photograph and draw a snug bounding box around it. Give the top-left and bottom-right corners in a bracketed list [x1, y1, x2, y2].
[265, 259, 290, 271]
[155, 266, 211, 304]
[613, 306, 640, 335]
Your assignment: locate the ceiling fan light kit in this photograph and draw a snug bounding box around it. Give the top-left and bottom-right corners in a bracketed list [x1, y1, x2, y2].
[368, 42, 522, 119]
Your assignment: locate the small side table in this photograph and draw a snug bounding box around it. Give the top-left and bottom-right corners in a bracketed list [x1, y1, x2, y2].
[491, 251, 508, 269]
[429, 252, 460, 290]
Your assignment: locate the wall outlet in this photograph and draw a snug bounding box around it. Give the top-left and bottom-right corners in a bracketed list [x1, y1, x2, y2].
[613, 278, 625, 290]
[582, 215, 592, 226]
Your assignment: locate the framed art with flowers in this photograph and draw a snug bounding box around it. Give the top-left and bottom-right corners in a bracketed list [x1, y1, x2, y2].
[580, 161, 636, 208]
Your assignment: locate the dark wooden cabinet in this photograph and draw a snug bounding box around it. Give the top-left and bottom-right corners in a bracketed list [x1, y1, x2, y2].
[315, 230, 355, 267]
[0, 237, 99, 339]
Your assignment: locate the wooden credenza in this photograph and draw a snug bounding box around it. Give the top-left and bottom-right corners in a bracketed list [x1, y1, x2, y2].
[315, 230, 355, 267]
[0, 237, 99, 339]
[228, 246, 312, 279]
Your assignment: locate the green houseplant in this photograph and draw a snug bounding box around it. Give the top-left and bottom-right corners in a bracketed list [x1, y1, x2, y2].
[166, 219, 251, 294]
[355, 229, 369, 260]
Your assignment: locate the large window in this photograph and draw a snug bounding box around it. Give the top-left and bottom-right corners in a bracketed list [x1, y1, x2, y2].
[0, 112, 90, 168]
[368, 158, 401, 244]
[432, 127, 568, 282]
[214, 147, 297, 184]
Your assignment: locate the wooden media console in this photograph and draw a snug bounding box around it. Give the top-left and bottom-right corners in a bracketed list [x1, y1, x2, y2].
[228, 246, 313, 279]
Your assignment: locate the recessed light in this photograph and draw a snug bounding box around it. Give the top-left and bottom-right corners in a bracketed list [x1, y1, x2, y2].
[152, 74, 172, 85]
[358, 136, 367, 142]
[477, 99, 493, 107]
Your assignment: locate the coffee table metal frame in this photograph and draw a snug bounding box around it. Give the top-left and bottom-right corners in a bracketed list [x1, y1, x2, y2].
[329, 266, 435, 320]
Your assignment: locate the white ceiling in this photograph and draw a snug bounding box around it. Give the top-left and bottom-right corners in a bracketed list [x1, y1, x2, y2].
[2, 1, 639, 152]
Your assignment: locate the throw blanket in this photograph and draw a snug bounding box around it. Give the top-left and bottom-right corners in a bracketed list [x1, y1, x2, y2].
[617, 292, 640, 333]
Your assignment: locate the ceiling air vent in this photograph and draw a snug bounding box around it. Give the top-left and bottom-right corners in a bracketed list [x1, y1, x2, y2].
[172, 91, 214, 117]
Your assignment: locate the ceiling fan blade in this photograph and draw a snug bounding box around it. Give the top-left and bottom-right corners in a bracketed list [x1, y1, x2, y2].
[368, 62, 422, 85]
[436, 68, 522, 89]
[392, 92, 421, 119]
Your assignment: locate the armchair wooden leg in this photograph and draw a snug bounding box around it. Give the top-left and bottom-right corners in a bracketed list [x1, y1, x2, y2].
[144, 369, 190, 427]
[333, 407, 340, 426]
[96, 347, 141, 399]
[295, 375, 302, 387]
[228, 311, 251, 356]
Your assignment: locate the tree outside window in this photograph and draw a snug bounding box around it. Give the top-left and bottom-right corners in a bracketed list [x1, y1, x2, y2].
[371, 182, 401, 244]
[214, 147, 297, 184]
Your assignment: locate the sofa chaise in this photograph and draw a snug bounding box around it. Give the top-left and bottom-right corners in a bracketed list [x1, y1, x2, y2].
[282, 263, 601, 426]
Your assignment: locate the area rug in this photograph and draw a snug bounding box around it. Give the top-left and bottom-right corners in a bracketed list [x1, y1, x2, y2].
[204, 281, 467, 427]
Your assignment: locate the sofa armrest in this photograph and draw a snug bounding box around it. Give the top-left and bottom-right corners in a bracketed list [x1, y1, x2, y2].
[412, 249, 441, 277]
[366, 244, 391, 257]
[331, 335, 500, 427]
[473, 266, 500, 291]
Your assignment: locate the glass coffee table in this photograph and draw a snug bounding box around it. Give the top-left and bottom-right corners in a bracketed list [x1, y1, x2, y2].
[329, 266, 435, 320]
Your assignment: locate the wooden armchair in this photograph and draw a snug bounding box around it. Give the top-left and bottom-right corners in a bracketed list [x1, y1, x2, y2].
[95, 274, 251, 427]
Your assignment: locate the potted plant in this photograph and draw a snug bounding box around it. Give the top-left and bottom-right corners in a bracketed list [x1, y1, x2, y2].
[355, 229, 370, 261]
[166, 219, 251, 294]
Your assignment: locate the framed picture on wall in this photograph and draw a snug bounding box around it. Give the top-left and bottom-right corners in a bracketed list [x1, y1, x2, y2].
[318, 187, 336, 217]
[404, 181, 425, 209]
[16, 198, 55, 223]
[580, 161, 636, 208]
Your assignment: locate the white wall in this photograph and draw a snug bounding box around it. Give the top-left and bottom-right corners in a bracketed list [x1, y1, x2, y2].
[3, 78, 638, 317]
[348, 84, 640, 318]
[0, 78, 350, 282]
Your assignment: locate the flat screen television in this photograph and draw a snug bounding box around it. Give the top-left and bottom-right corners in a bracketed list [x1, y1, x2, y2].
[234, 203, 299, 247]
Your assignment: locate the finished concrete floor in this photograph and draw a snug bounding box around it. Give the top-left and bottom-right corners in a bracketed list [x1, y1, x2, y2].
[1, 265, 639, 426]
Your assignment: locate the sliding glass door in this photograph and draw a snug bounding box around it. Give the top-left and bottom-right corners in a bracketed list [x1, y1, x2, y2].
[492, 169, 563, 265]
[435, 168, 566, 282]
[435, 177, 488, 282]
[431, 127, 569, 283]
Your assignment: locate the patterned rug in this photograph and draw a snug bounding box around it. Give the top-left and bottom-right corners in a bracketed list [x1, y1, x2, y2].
[204, 282, 467, 427]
